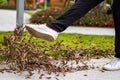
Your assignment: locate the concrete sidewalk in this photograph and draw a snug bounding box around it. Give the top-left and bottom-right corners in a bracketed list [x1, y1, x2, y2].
[63, 26, 115, 36]
[0, 58, 120, 80]
[0, 9, 30, 31]
[1, 69, 120, 80]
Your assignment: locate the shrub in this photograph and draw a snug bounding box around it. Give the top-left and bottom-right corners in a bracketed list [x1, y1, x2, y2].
[30, 7, 62, 24]
[0, 5, 16, 9]
[0, 0, 14, 9]
[0, 0, 8, 5]
[73, 7, 114, 27]
[106, 0, 112, 4]
[30, 6, 114, 27]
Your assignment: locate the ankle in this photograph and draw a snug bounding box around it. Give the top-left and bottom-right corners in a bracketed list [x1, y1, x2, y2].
[46, 25, 59, 33]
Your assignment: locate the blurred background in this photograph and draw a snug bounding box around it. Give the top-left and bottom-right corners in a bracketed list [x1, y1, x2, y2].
[0, 0, 114, 27]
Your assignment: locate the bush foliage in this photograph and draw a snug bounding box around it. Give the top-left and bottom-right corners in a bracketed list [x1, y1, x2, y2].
[30, 6, 114, 27]
[30, 7, 62, 24]
[0, 0, 8, 5]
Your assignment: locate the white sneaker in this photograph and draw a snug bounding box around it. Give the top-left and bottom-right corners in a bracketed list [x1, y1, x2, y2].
[103, 57, 120, 71]
[25, 24, 59, 41]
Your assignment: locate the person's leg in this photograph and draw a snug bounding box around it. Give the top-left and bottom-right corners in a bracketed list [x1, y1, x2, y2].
[47, 0, 103, 32]
[103, 0, 120, 71]
[113, 0, 120, 58]
[25, 0, 103, 41]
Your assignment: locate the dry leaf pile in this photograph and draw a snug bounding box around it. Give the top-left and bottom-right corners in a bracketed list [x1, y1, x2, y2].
[0, 26, 113, 78]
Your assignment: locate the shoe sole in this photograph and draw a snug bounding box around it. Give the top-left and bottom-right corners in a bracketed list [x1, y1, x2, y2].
[25, 25, 54, 41]
[102, 67, 120, 71]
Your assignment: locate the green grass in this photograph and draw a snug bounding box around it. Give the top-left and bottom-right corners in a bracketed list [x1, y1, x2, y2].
[0, 31, 12, 48]
[57, 33, 114, 49]
[0, 31, 115, 59]
[0, 31, 12, 40]
[0, 31, 114, 49]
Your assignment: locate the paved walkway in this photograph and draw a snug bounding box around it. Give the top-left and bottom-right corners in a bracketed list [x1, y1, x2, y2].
[63, 26, 115, 36]
[0, 9, 118, 80]
[0, 58, 120, 80]
[0, 9, 30, 31]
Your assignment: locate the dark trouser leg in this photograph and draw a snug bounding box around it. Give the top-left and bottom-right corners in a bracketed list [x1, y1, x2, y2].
[47, 0, 103, 32]
[113, 0, 120, 58]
